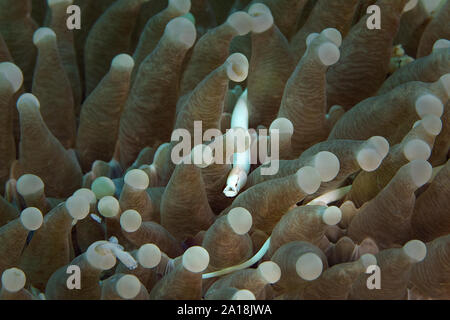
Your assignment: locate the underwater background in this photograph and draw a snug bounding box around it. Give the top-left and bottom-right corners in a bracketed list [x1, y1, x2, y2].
[0, 0, 449, 300]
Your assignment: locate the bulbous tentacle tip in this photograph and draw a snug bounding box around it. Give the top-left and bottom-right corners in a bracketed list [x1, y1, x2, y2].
[403, 139, 431, 161]
[120, 209, 142, 233]
[66, 194, 90, 220]
[165, 17, 197, 48]
[227, 207, 253, 235]
[321, 28, 342, 47]
[313, 151, 340, 182]
[190, 144, 214, 168]
[248, 3, 274, 34]
[116, 274, 141, 300]
[16, 174, 44, 197]
[433, 39, 450, 51]
[258, 261, 281, 284]
[305, 33, 319, 47]
[415, 114, 443, 136]
[269, 117, 294, 136]
[415, 94, 444, 118]
[182, 246, 210, 273]
[1, 268, 26, 293]
[317, 42, 340, 66]
[226, 53, 249, 82]
[112, 54, 135, 72]
[357, 148, 383, 172]
[360, 253, 377, 269]
[20, 207, 44, 231]
[322, 206, 342, 226]
[367, 136, 390, 159]
[168, 0, 191, 15]
[403, 239, 427, 262]
[73, 188, 97, 206]
[403, 0, 419, 12]
[97, 195, 120, 218]
[181, 12, 195, 24]
[47, 0, 73, 7]
[439, 73, 450, 97]
[91, 176, 116, 199]
[0, 62, 23, 93]
[408, 159, 432, 188]
[124, 169, 149, 190]
[227, 11, 253, 36]
[33, 27, 56, 45]
[17, 93, 40, 112]
[137, 244, 161, 268]
[86, 241, 117, 270]
[295, 166, 321, 194]
[232, 289, 256, 300]
[295, 252, 323, 281]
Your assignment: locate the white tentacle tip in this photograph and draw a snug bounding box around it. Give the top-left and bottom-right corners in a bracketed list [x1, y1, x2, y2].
[227, 11, 252, 36]
[415, 94, 444, 118]
[403, 0, 418, 12]
[91, 176, 116, 199]
[403, 139, 431, 161]
[258, 261, 281, 284]
[97, 196, 120, 218]
[73, 188, 97, 206]
[368, 136, 389, 159]
[306, 33, 319, 47]
[124, 169, 149, 190]
[137, 244, 161, 268]
[248, 3, 273, 33]
[403, 240, 427, 262]
[313, 151, 340, 182]
[17, 93, 40, 111]
[420, 114, 443, 136]
[269, 117, 294, 136]
[20, 207, 43, 231]
[48, 0, 73, 6]
[182, 246, 210, 273]
[226, 53, 249, 82]
[433, 39, 450, 51]
[120, 209, 142, 233]
[190, 144, 214, 168]
[357, 148, 383, 172]
[227, 207, 253, 235]
[295, 166, 321, 194]
[439, 73, 450, 97]
[168, 0, 191, 14]
[116, 275, 141, 300]
[317, 42, 340, 66]
[321, 28, 342, 47]
[295, 252, 323, 281]
[0, 62, 23, 92]
[16, 174, 44, 197]
[232, 289, 256, 300]
[66, 195, 90, 220]
[112, 54, 135, 72]
[33, 27, 56, 45]
[165, 17, 196, 48]
[1, 268, 26, 293]
[322, 206, 342, 226]
[408, 159, 432, 188]
[86, 241, 117, 270]
[360, 254, 377, 269]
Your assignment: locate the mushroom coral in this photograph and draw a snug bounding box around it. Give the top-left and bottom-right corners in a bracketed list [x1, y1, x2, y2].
[0, 0, 448, 300]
